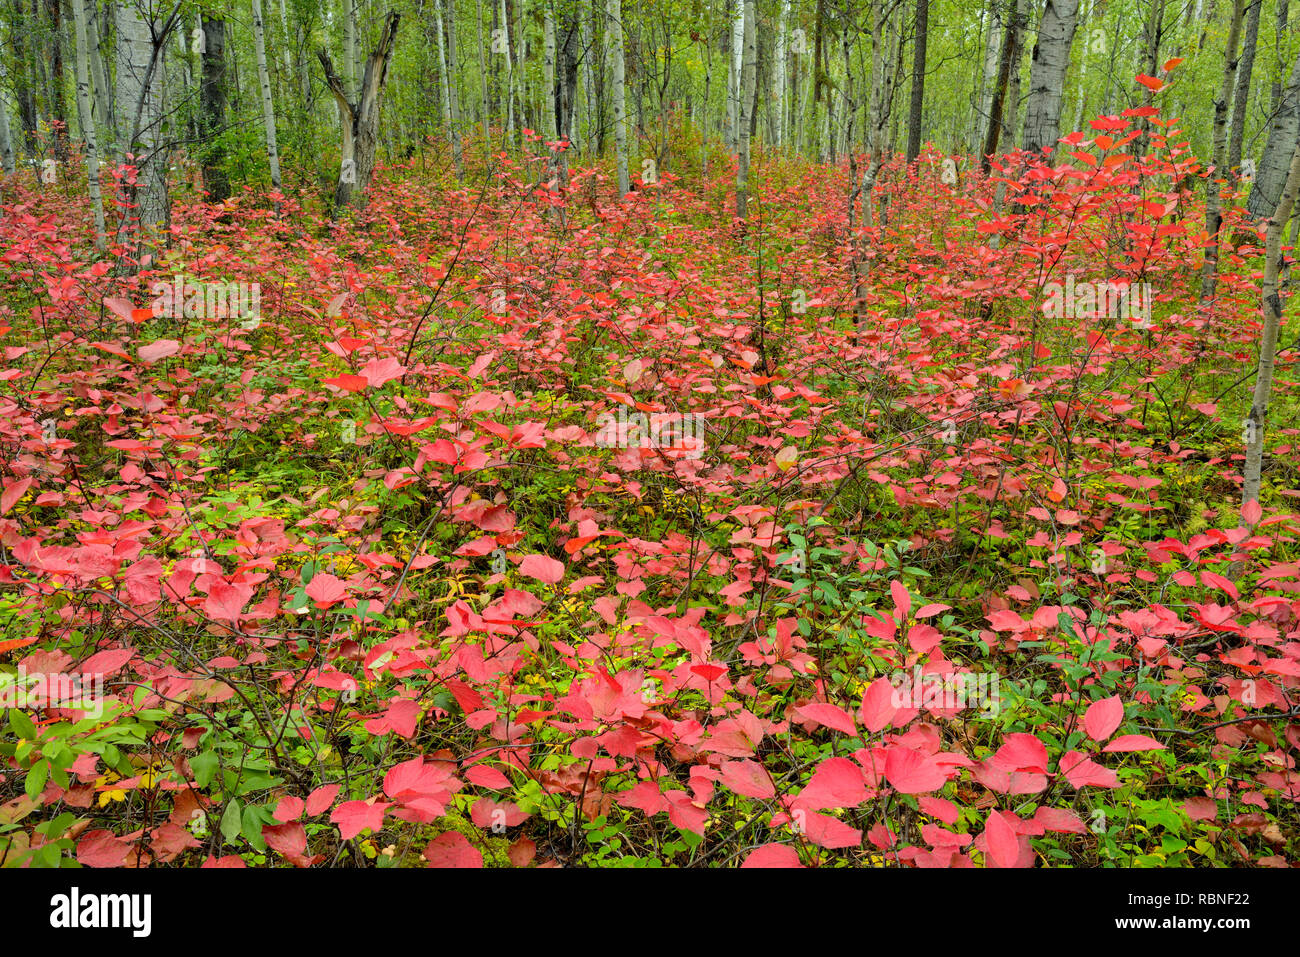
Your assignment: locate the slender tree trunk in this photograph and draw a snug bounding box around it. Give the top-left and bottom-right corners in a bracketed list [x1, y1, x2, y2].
[251, 0, 282, 191]
[319, 10, 400, 212]
[439, 0, 463, 179]
[905, 0, 929, 162]
[607, 0, 628, 196]
[47, 0, 69, 161]
[87, 0, 113, 153]
[543, 0, 557, 141]
[1249, 34, 1300, 220]
[114, 1, 172, 266]
[976, 0, 1003, 151]
[344, 0, 357, 95]
[728, 0, 743, 152]
[736, 0, 755, 217]
[773, 0, 789, 147]
[1227, 0, 1262, 183]
[981, 0, 1024, 172]
[1270, 0, 1289, 119]
[71, 0, 104, 246]
[1201, 0, 1245, 302]
[1022, 0, 1081, 156]
[0, 59, 14, 174]
[1243, 134, 1300, 507]
[199, 15, 230, 202]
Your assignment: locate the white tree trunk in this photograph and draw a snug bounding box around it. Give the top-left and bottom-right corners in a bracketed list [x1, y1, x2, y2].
[1243, 134, 1300, 508]
[607, 0, 629, 196]
[438, 0, 463, 179]
[977, 0, 1002, 151]
[773, 0, 789, 147]
[728, 0, 744, 152]
[543, 1, 556, 141]
[115, 1, 170, 263]
[736, 0, 756, 217]
[72, 0, 106, 248]
[344, 0, 357, 95]
[0, 60, 14, 175]
[499, 0, 515, 142]
[1021, 0, 1080, 155]
[251, 0, 282, 190]
[87, 0, 114, 154]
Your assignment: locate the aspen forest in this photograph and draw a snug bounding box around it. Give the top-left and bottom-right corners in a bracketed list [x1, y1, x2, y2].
[4, 0, 1300, 893]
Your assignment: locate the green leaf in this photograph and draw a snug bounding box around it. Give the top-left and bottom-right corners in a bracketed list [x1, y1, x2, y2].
[190, 750, 218, 788]
[9, 708, 37, 741]
[220, 799, 242, 843]
[25, 759, 48, 800]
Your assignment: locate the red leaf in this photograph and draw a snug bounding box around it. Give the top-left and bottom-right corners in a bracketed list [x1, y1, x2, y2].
[859, 677, 899, 732]
[324, 374, 369, 393]
[1, 478, 32, 515]
[718, 759, 775, 800]
[518, 553, 564, 584]
[137, 338, 181, 364]
[1083, 695, 1123, 742]
[885, 747, 948, 793]
[305, 784, 340, 817]
[305, 572, 348, 608]
[795, 703, 858, 736]
[273, 796, 305, 822]
[77, 829, 130, 867]
[741, 844, 804, 868]
[1102, 734, 1166, 753]
[423, 831, 483, 868]
[464, 764, 511, 790]
[1135, 73, 1164, 91]
[985, 811, 1021, 868]
[203, 581, 253, 622]
[330, 799, 389, 839]
[1059, 750, 1121, 788]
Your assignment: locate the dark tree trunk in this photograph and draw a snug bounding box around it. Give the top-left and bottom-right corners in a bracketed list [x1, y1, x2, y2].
[905, 0, 928, 163]
[199, 16, 229, 202]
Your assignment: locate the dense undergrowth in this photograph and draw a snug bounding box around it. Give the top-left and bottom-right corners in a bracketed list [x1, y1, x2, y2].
[2, 111, 1299, 868]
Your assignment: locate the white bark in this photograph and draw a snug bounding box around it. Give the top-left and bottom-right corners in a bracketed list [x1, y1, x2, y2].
[736, 0, 756, 217]
[773, 0, 789, 147]
[1021, 0, 1080, 155]
[607, 0, 629, 196]
[114, 1, 170, 262]
[0, 60, 14, 175]
[728, 0, 744, 152]
[543, 1, 556, 141]
[72, 0, 106, 248]
[438, 0, 463, 179]
[1243, 135, 1300, 507]
[251, 0, 282, 190]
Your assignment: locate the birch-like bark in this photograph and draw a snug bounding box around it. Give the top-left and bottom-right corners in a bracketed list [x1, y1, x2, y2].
[1201, 0, 1245, 302]
[251, 0, 282, 190]
[1021, 0, 1081, 156]
[438, 0, 463, 179]
[773, 0, 789, 146]
[72, 0, 105, 247]
[319, 10, 400, 212]
[543, 1, 557, 141]
[607, 0, 629, 196]
[115, 1, 171, 264]
[735, 0, 755, 217]
[1227, 0, 1261, 182]
[87, 0, 114, 153]
[1243, 134, 1300, 507]
[728, 0, 743, 152]
[0, 60, 14, 175]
